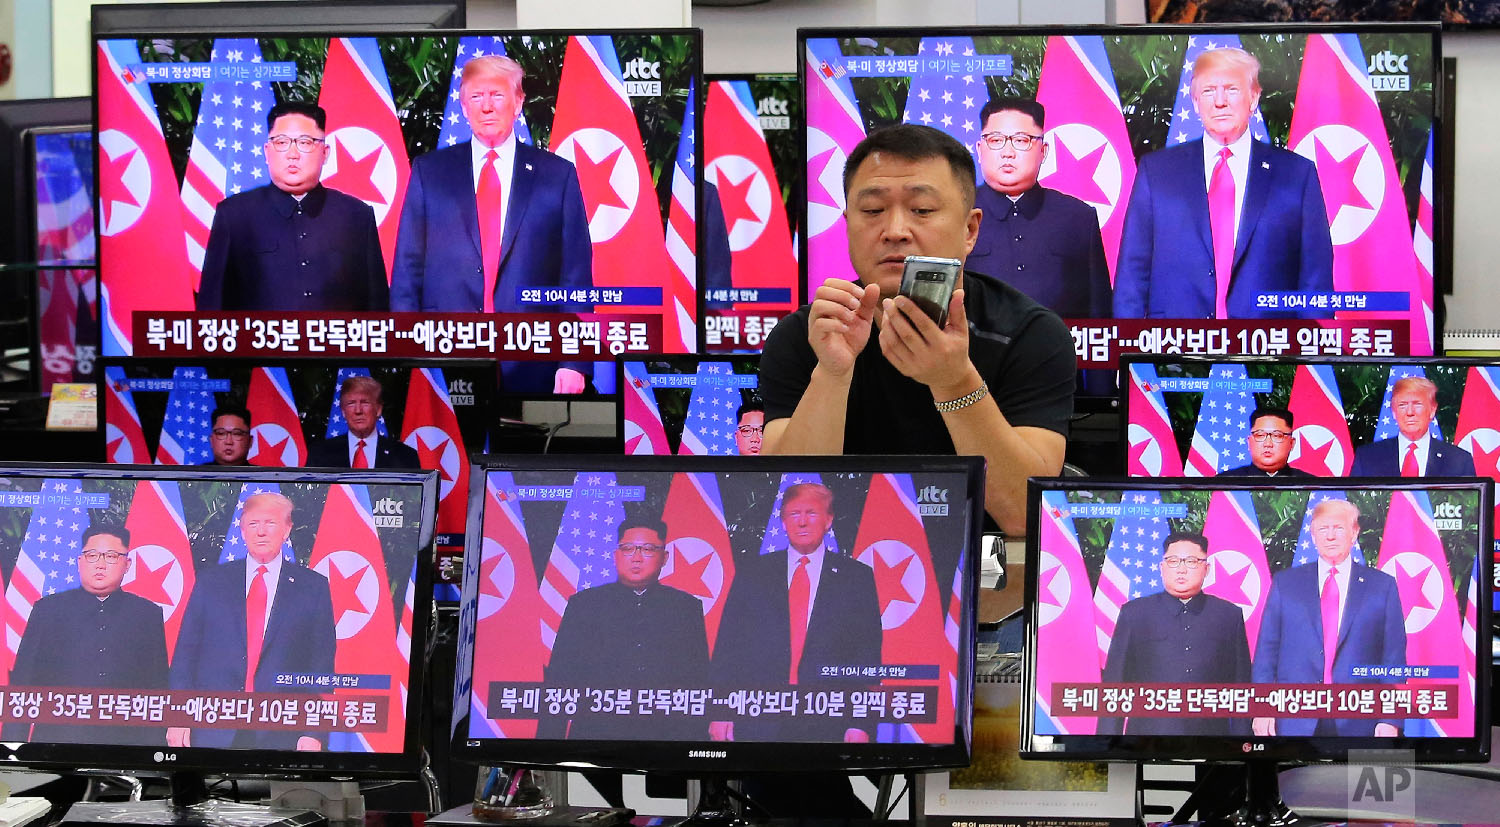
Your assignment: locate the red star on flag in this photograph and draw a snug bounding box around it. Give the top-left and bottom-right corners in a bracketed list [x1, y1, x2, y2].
[1470, 441, 1500, 477]
[255, 433, 291, 465]
[107, 435, 127, 462]
[1209, 560, 1252, 607]
[807, 147, 842, 208]
[1039, 565, 1064, 608]
[322, 142, 387, 205]
[717, 170, 761, 236]
[1395, 563, 1434, 613]
[1128, 438, 1153, 470]
[329, 562, 372, 626]
[413, 433, 452, 481]
[574, 145, 628, 222]
[873, 552, 916, 615]
[1296, 434, 1337, 474]
[128, 557, 174, 608]
[480, 551, 509, 600]
[660, 547, 714, 599]
[1314, 139, 1373, 222]
[100, 147, 141, 227]
[1046, 138, 1110, 206]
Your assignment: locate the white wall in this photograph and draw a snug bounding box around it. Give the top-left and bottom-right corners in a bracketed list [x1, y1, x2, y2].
[0, 0, 15, 101]
[1438, 31, 1500, 332]
[10, 0, 54, 100]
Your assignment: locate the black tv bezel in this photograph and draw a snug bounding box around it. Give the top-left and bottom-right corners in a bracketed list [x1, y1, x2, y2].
[612, 352, 763, 456]
[89, 27, 705, 399]
[450, 452, 984, 773]
[1021, 475, 1493, 764]
[0, 462, 440, 778]
[796, 22, 1445, 412]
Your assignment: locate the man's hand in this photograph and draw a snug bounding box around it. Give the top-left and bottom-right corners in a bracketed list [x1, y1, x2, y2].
[708, 721, 734, 741]
[1374, 723, 1398, 738]
[1252, 717, 1275, 737]
[878, 289, 974, 394]
[166, 727, 191, 747]
[808, 279, 880, 376]
[296, 736, 323, 751]
[553, 368, 587, 394]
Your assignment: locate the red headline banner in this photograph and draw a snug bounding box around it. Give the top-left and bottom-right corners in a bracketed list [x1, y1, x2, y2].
[132, 312, 661, 359]
[1066, 319, 1409, 369]
[487, 683, 938, 724]
[1, 687, 391, 732]
[702, 310, 784, 353]
[1053, 682, 1457, 719]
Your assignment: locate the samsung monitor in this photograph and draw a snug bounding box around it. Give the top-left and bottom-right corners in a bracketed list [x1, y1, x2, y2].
[1023, 477, 1491, 824]
[800, 24, 1442, 409]
[93, 30, 701, 397]
[0, 463, 438, 808]
[617, 354, 762, 456]
[450, 454, 982, 788]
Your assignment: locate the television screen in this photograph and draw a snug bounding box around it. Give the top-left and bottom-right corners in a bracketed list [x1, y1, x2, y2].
[617, 354, 762, 456]
[1147, 0, 1494, 27]
[0, 463, 436, 774]
[32, 129, 99, 390]
[701, 74, 800, 353]
[451, 455, 982, 772]
[94, 31, 701, 393]
[800, 25, 1441, 396]
[1023, 477, 1490, 764]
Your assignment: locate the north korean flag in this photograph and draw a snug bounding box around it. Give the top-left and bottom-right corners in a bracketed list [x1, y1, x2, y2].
[246, 367, 308, 467]
[661, 472, 734, 655]
[472, 472, 549, 738]
[103, 366, 151, 464]
[705, 79, 798, 312]
[97, 39, 195, 356]
[621, 361, 670, 456]
[803, 37, 865, 300]
[401, 367, 470, 537]
[1202, 490, 1272, 654]
[1286, 364, 1353, 476]
[1033, 491, 1099, 735]
[1125, 362, 1184, 477]
[122, 480, 196, 659]
[1454, 366, 1500, 483]
[317, 37, 411, 282]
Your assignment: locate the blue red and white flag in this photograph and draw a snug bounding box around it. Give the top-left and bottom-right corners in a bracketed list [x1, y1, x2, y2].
[326, 367, 389, 438]
[122, 480, 196, 658]
[104, 366, 151, 464]
[1295, 490, 1366, 566]
[1125, 363, 1183, 477]
[1203, 490, 1272, 654]
[1184, 363, 1254, 476]
[1412, 129, 1436, 351]
[179, 38, 275, 288]
[1454, 366, 1500, 487]
[317, 37, 411, 282]
[705, 79, 798, 311]
[1459, 552, 1480, 740]
[401, 367, 470, 537]
[942, 547, 964, 741]
[663, 80, 698, 352]
[155, 366, 215, 465]
[34, 131, 96, 389]
[621, 361, 670, 456]
[1287, 364, 1353, 476]
[1035, 35, 1138, 282]
[1034, 491, 1100, 735]
[1288, 34, 1426, 352]
[395, 557, 417, 709]
[246, 367, 307, 467]
[218, 481, 298, 565]
[3, 480, 88, 678]
[759, 473, 839, 556]
[902, 37, 982, 175]
[97, 39, 196, 355]
[1092, 490, 1166, 668]
[537, 472, 627, 649]
[677, 361, 742, 456]
[472, 472, 550, 737]
[661, 472, 735, 654]
[803, 37, 865, 300]
[1166, 33, 1269, 147]
[438, 36, 533, 149]
[1374, 365, 1442, 441]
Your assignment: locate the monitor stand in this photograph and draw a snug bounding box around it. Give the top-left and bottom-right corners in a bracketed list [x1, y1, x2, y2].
[60, 772, 325, 827]
[1180, 761, 1320, 827]
[680, 777, 751, 827]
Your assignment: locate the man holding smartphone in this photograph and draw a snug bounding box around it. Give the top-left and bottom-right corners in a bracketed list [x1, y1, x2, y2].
[758, 124, 1075, 535]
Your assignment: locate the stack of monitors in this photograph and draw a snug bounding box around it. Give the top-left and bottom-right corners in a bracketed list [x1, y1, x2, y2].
[617, 354, 762, 456]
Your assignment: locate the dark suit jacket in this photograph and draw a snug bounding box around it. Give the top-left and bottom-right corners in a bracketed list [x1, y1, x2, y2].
[1219, 463, 1314, 477]
[967, 185, 1111, 319]
[305, 434, 420, 470]
[6, 588, 169, 745]
[712, 549, 881, 740]
[169, 559, 337, 748]
[1098, 591, 1251, 736]
[1113, 139, 1333, 319]
[1252, 561, 1406, 736]
[1350, 438, 1476, 477]
[700, 180, 734, 296]
[390, 141, 593, 312]
[197, 184, 388, 312]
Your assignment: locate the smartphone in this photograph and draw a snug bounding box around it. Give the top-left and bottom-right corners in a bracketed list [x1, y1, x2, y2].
[898, 255, 962, 327]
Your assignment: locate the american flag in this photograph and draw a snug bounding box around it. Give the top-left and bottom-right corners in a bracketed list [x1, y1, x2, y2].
[396, 556, 417, 708]
[677, 361, 743, 456]
[438, 35, 532, 148]
[1167, 34, 1268, 147]
[155, 366, 216, 465]
[1412, 129, 1435, 351]
[325, 367, 389, 438]
[759, 472, 840, 556]
[537, 472, 626, 648]
[1092, 490, 1166, 667]
[3, 479, 89, 676]
[1294, 489, 1366, 566]
[218, 481, 299, 564]
[180, 38, 275, 284]
[902, 36, 982, 173]
[1184, 363, 1254, 476]
[1375, 365, 1443, 441]
[34, 131, 96, 262]
[663, 79, 698, 352]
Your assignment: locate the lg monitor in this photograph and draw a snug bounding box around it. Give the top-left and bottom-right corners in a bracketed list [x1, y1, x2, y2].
[617, 354, 762, 456]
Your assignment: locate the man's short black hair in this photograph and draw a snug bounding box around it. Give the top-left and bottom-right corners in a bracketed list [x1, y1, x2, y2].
[618, 516, 668, 543]
[736, 397, 764, 424]
[842, 124, 977, 209]
[1249, 405, 1293, 430]
[1162, 530, 1209, 558]
[978, 97, 1046, 131]
[212, 404, 252, 429]
[82, 523, 131, 550]
[266, 100, 327, 133]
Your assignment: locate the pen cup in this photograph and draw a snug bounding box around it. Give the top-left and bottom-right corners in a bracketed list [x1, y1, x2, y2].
[472, 765, 556, 821]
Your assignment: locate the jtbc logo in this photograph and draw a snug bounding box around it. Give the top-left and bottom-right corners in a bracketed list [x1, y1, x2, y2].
[1433, 501, 1463, 519]
[448, 378, 473, 395]
[757, 96, 788, 116]
[916, 485, 949, 504]
[623, 57, 661, 80]
[374, 497, 405, 516]
[1367, 50, 1409, 74]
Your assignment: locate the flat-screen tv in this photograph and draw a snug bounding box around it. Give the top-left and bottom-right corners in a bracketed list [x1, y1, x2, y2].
[1023, 477, 1491, 821]
[701, 74, 800, 352]
[0, 463, 438, 783]
[1148, 0, 1495, 28]
[450, 455, 982, 779]
[93, 30, 701, 396]
[800, 25, 1442, 407]
[617, 354, 762, 456]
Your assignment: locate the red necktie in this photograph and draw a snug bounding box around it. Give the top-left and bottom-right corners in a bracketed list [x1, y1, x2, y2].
[788, 556, 811, 684]
[1321, 566, 1339, 684]
[353, 438, 369, 469]
[477, 149, 504, 313]
[1207, 146, 1235, 318]
[1402, 442, 1419, 477]
[246, 565, 269, 692]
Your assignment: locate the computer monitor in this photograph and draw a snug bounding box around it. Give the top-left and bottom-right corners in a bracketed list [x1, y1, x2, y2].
[93, 30, 701, 396]
[30, 127, 100, 391]
[0, 463, 437, 806]
[1023, 477, 1491, 823]
[616, 354, 762, 456]
[450, 455, 982, 783]
[800, 24, 1442, 409]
